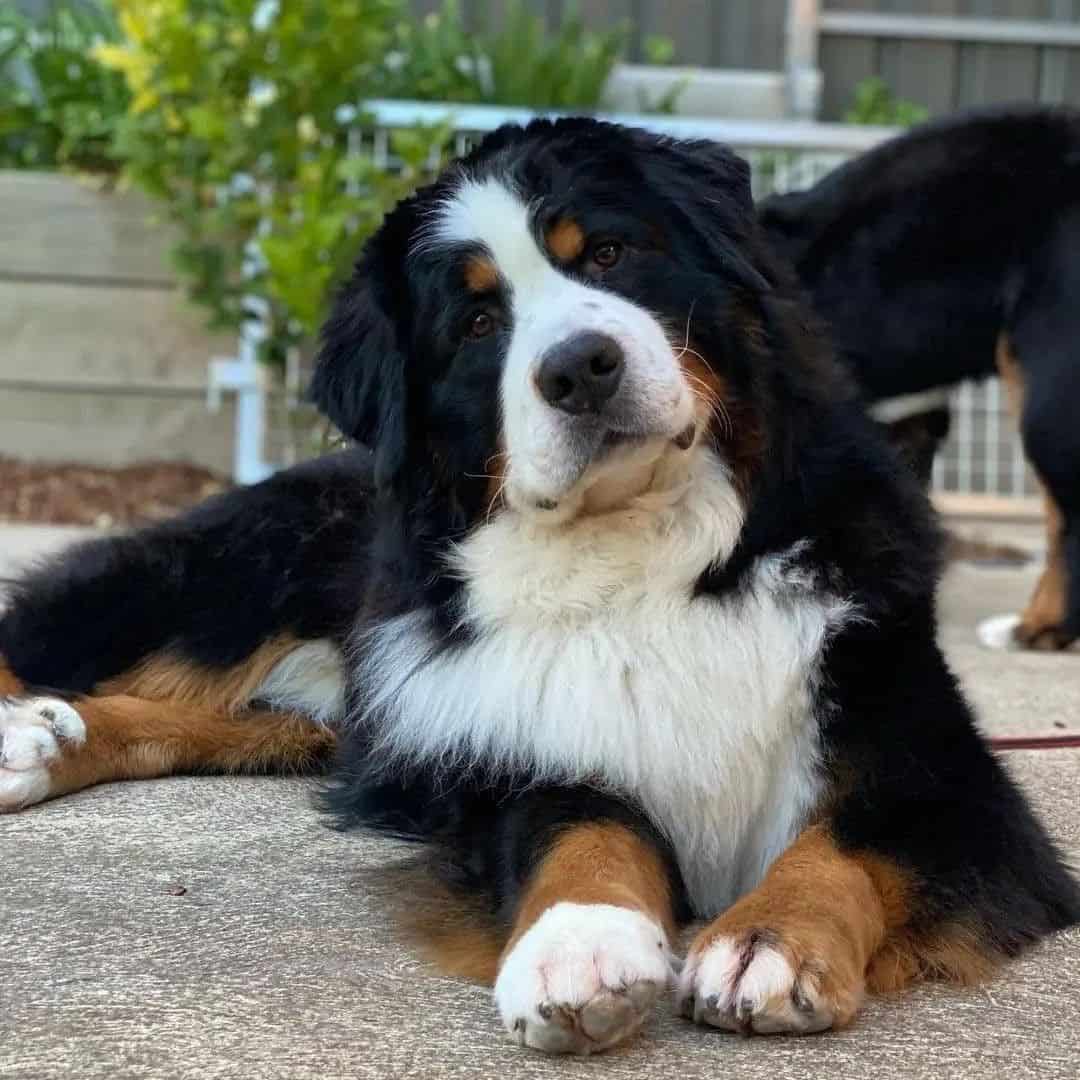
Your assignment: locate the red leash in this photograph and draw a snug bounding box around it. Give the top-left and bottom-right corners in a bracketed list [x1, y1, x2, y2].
[988, 733, 1080, 751]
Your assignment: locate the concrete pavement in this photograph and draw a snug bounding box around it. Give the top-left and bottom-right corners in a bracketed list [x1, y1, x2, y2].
[1, 523, 1078, 1079]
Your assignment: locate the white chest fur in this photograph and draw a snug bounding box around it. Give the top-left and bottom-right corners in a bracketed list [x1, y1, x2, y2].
[357, 453, 852, 915]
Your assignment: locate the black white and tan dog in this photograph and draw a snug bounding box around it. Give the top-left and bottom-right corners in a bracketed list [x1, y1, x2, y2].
[1, 120, 1077, 1054]
[759, 105, 1080, 652]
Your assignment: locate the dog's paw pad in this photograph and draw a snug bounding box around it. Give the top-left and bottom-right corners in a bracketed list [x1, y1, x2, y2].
[495, 902, 673, 1054]
[0, 697, 84, 810]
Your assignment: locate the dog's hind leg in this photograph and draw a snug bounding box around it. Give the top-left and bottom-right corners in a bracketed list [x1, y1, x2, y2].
[997, 208, 1080, 649]
[0, 694, 334, 812]
[993, 336, 1075, 649]
[1, 615, 344, 810]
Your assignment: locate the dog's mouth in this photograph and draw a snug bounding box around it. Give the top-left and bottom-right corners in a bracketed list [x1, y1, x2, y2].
[600, 421, 696, 453]
[525, 420, 699, 517]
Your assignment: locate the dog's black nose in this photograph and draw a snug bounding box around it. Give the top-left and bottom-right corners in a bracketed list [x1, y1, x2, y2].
[536, 332, 625, 414]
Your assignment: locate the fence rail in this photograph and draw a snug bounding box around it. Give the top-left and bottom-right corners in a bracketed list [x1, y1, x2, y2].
[819, 11, 1080, 49]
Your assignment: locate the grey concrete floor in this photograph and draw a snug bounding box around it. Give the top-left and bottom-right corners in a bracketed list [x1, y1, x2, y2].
[1, 522, 1078, 1079]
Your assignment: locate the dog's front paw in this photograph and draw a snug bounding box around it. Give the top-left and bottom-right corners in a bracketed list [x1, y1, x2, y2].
[678, 926, 863, 1035]
[0, 697, 84, 811]
[495, 902, 673, 1054]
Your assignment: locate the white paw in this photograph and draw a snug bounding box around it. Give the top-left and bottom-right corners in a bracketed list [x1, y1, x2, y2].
[678, 932, 837, 1035]
[0, 697, 84, 811]
[495, 902, 674, 1054]
[976, 613, 1022, 651]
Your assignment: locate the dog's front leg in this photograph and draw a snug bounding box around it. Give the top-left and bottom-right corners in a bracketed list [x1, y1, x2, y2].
[494, 820, 678, 1055]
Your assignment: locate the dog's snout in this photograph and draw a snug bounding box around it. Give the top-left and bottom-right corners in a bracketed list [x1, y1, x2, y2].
[536, 332, 625, 415]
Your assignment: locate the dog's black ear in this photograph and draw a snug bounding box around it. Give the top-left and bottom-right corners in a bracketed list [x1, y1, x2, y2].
[671, 138, 755, 215]
[309, 257, 408, 490]
[655, 137, 774, 295]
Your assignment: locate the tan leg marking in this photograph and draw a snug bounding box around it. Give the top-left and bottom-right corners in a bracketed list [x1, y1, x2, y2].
[99, 636, 305, 713]
[996, 334, 1073, 650]
[506, 822, 677, 950]
[41, 695, 334, 803]
[1, 640, 335, 809]
[680, 826, 1000, 1035]
[494, 823, 677, 1054]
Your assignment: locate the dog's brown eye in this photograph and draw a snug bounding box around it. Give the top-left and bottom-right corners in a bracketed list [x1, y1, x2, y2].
[469, 312, 494, 339]
[591, 241, 622, 270]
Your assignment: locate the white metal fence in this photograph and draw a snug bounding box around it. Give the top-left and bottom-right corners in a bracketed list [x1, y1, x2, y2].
[351, 100, 1036, 505]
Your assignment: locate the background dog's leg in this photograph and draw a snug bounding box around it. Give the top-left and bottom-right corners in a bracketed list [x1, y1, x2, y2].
[493, 820, 678, 1055]
[0, 695, 334, 812]
[1014, 495, 1072, 649]
[1008, 207, 1080, 649]
[996, 335, 1072, 648]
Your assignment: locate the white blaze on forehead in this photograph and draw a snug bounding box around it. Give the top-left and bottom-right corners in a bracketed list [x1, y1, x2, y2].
[427, 175, 549, 294]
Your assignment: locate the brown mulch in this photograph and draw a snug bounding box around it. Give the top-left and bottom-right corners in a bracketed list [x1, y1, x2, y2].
[0, 459, 1043, 567]
[945, 531, 1033, 567]
[0, 458, 229, 528]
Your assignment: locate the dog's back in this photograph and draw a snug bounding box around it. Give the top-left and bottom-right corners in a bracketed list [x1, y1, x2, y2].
[759, 105, 1080, 401]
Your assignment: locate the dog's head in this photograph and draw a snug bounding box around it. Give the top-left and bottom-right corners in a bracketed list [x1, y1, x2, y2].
[312, 119, 825, 530]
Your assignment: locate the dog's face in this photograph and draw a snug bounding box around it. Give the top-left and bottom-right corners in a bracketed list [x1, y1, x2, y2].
[312, 119, 790, 526]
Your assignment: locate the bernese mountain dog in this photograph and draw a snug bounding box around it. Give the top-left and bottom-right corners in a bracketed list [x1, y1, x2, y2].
[1, 119, 1077, 1055]
[759, 105, 1080, 652]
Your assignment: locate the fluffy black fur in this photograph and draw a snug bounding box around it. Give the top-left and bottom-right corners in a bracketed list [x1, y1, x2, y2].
[1, 118, 1076, 965]
[759, 105, 1080, 635]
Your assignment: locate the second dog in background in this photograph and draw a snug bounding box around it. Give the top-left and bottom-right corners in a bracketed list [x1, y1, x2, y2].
[760, 105, 1080, 652]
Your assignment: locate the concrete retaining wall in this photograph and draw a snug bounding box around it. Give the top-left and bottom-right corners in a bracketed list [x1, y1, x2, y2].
[0, 171, 236, 473]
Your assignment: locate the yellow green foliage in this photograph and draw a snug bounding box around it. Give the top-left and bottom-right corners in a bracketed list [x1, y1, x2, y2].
[98, 0, 440, 361]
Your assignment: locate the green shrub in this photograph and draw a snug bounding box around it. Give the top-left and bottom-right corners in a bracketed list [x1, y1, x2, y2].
[97, 0, 441, 365]
[383, 1, 629, 108]
[0, 0, 129, 171]
[845, 77, 928, 128]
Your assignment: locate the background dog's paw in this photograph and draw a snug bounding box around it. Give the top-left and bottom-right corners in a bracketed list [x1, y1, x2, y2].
[495, 902, 673, 1054]
[976, 614, 1023, 652]
[678, 928, 859, 1035]
[0, 698, 84, 811]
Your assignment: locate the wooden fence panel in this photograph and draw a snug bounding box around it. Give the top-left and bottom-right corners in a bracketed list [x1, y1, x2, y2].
[637, 0, 713, 66]
[410, 1, 1080, 112]
[0, 172, 236, 472]
[820, 34, 878, 117]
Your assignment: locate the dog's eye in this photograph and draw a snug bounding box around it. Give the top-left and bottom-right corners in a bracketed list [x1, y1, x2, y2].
[468, 312, 495, 339]
[590, 241, 622, 271]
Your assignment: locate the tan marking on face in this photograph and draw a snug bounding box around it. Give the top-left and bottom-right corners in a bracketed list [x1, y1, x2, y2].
[464, 254, 498, 293]
[678, 348, 765, 497]
[545, 218, 586, 263]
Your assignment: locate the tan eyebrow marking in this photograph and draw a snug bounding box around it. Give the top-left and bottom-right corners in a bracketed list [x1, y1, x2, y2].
[464, 255, 498, 293]
[545, 218, 586, 262]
